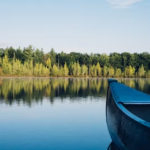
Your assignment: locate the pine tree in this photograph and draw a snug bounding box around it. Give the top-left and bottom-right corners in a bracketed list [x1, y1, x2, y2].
[23, 45, 34, 61]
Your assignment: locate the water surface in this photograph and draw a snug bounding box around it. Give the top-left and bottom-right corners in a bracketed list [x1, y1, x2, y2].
[0, 78, 150, 150]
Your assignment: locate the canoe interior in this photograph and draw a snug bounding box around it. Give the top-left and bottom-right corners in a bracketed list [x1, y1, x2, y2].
[109, 80, 150, 104]
[124, 104, 150, 122]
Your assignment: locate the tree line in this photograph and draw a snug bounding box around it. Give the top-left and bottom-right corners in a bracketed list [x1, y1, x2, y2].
[0, 45, 150, 77]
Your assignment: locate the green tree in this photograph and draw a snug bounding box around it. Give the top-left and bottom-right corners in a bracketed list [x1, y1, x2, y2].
[0, 48, 4, 57]
[23, 45, 34, 61]
[99, 54, 109, 67]
[33, 49, 44, 64]
[72, 62, 77, 76]
[41, 66, 50, 76]
[115, 68, 122, 77]
[16, 47, 23, 62]
[49, 48, 56, 66]
[103, 65, 108, 77]
[76, 61, 81, 76]
[72, 62, 81, 76]
[109, 53, 122, 70]
[96, 62, 102, 76]
[125, 66, 135, 77]
[63, 62, 69, 76]
[46, 58, 51, 69]
[81, 64, 88, 76]
[34, 63, 40, 76]
[59, 66, 64, 76]
[146, 70, 150, 78]
[8, 47, 16, 61]
[0, 57, 2, 66]
[138, 64, 145, 77]
[108, 66, 115, 77]
[52, 64, 59, 76]
[2, 55, 12, 74]
[22, 62, 29, 75]
[13, 59, 21, 75]
[89, 65, 96, 77]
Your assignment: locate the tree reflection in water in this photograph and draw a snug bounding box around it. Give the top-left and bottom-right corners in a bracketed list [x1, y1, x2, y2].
[0, 78, 107, 106]
[0, 78, 150, 107]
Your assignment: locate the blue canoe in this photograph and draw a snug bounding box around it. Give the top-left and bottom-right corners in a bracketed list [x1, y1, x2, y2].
[107, 142, 120, 150]
[106, 79, 150, 150]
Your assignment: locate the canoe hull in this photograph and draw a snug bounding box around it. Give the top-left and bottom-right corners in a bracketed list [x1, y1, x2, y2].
[106, 85, 150, 150]
[107, 142, 121, 150]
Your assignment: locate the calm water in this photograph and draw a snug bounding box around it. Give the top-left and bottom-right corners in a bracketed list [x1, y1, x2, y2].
[0, 78, 150, 150]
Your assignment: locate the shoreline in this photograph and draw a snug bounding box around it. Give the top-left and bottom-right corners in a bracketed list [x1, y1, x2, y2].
[0, 76, 149, 79]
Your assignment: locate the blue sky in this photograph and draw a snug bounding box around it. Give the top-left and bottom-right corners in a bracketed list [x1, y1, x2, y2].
[0, 0, 150, 54]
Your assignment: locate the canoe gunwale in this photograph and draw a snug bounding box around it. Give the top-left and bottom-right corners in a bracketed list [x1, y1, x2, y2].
[109, 82, 150, 128]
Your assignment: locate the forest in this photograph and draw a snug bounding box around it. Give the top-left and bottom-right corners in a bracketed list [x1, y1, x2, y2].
[0, 45, 150, 77]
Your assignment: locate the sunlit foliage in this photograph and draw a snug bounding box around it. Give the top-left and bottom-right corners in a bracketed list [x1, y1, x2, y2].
[0, 46, 150, 77]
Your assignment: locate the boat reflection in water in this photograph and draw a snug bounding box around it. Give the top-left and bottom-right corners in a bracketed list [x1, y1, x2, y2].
[106, 79, 150, 150]
[107, 142, 121, 150]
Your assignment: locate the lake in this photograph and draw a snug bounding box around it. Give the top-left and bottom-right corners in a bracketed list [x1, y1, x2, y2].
[0, 78, 150, 150]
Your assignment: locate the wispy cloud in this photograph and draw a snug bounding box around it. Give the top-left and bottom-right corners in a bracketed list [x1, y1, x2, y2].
[106, 0, 143, 8]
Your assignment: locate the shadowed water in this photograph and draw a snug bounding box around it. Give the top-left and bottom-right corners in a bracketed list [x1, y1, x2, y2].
[0, 78, 150, 150]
